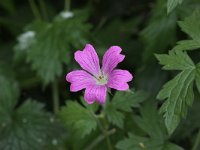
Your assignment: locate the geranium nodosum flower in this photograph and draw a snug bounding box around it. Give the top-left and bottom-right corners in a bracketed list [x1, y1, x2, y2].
[66, 44, 133, 104]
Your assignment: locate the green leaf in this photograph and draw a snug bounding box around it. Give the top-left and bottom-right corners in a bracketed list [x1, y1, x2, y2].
[196, 63, 200, 93]
[163, 143, 184, 150]
[116, 133, 183, 150]
[59, 101, 97, 138]
[155, 50, 195, 70]
[178, 9, 200, 40]
[134, 102, 167, 141]
[173, 9, 200, 51]
[116, 133, 148, 150]
[157, 69, 195, 134]
[0, 100, 64, 150]
[104, 90, 148, 128]
[0, 63, 19, 111]
[15, 10, 91, 84]
[112, 90, 149, 111]
[167, 0, 183, 14]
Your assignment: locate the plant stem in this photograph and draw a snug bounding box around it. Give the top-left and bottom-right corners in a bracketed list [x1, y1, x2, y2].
[28, 0, 42, 20]
[52, 80, 59, 113]
[95, 115, 113, 150]
[84, 129, 116, 150]
[38, 0, 48, 20]
[64, 0, 71, 11]
[192, 129, 200, 150]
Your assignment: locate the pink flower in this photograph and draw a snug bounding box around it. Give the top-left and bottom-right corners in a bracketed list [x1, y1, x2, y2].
[66, 44, 133, 104]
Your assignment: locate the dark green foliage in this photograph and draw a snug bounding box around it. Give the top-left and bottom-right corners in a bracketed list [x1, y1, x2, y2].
[59, 101, 97, 138]
[116, 102, 184, 150]
[103, 90, 148, 128]
[1, 0, 200, 149]
[15, 10, 91, 84]
[0, 100, 65, 150]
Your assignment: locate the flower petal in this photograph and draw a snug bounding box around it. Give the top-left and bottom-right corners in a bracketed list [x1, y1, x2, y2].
[74, 44, 100, 76]
[107, 69, 133, 90]
[102, 46, 125, 75]
[84, 85, 107, 104]
[66, 70, 96, 92]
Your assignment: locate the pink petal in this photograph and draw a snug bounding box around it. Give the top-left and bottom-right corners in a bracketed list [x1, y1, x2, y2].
[102, 46, 125, 75]
[84, 85, 107, 104]
[66, 70, 96, 92]
[107, 69, 133, 91]
[74, 44, 100, 76]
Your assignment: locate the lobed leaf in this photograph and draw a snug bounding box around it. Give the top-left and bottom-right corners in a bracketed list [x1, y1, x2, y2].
[173, 9, 200, 51]
[155, 50, 195, 70]
[157, 69, 195, 134]
[104, 90, 148, 128]
[59, 101, 97, 138]
[0, 100, 64, 150]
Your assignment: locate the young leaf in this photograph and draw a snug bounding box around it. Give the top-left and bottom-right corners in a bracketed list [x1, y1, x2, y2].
[167, 0, 183, 14]
[173, 9, 200, 51]
[104, 90, 148, 128]
[59, 101, 97, 138]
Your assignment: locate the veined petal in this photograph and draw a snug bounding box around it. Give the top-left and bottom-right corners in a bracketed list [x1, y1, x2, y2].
[66, 70, 96, 92]
[107, 69, 133, 90]
[84, 85, 107, 104]
[102, 46, 125, 75]
[74, 44, 100, 76]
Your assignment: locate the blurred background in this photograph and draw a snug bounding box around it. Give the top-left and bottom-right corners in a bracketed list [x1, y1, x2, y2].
[0, 0, 200, 150]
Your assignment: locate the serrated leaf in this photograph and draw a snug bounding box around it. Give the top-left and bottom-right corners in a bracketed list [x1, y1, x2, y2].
[157, 69, 195, 134]
[116, 133, 183, 150]
[134, 102, 167, 141]
[112, 90, 149, 111]
[178, 9, 200, 40]
[116, 133, 148, 150]
[156, 50, 195, 70]
[59, 101, 97, 138]
[0, 100, 64, 150]
[167, 0, 183, 14]
[172, 9, 200, 51]
[16, 10, 91, 84]
[105, 103, 125, 128]
[104, 91, 148, 128]
[196, 63, 200, 93]
[172, 40, 200, 51]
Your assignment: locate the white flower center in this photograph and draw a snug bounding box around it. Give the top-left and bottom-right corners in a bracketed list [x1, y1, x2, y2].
[96, 74, 108, 85]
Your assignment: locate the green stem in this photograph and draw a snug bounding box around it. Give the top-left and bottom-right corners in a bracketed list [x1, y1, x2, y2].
[84, 129, 116, 150]
[38, 0, 48, 20]
[192, 130, 200, 150]
[28, 0, 42, 20]
[52, 80, 59, 113]
[95, 115, 113, 150]
[64, 0, 71, 11]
